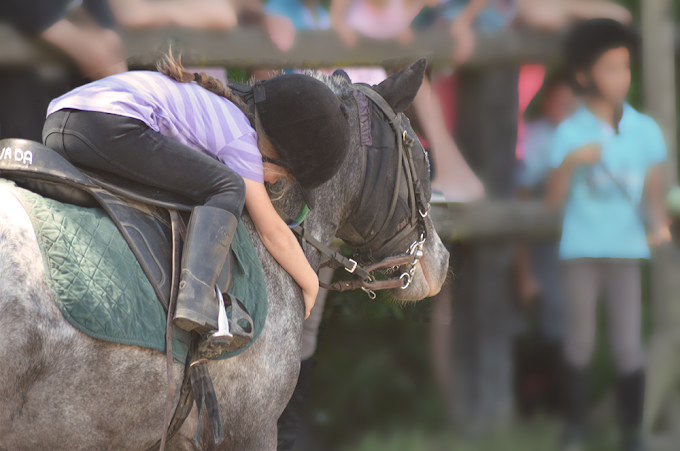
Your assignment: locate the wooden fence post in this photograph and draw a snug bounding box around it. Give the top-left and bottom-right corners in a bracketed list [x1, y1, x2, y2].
[642, 0, 677, 183]
[642, 0, 680, 437]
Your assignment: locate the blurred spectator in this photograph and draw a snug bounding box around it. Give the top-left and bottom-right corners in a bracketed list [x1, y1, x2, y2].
[546, 19, 668, 451]
[515, 0, 631, 30]
[443, 0, 517, 65]
[264, 0, 331, 55]
[114, 0, 294, 51]
[439, 0, 632, 65]
[253, 0, 330, 78]
[233, 0, 298, 51]
[109, 0, 238, 29]
[515, 68, 576, 315]
[108, 0, 243, 100]
[1, 0, 127, 79]
[434, 0, 635, 437]
[331, 0, 434, 46]
[0, 0, 127, 141]
[330, 0, 486, 202]
[265, 0, 330, 30]
[513, 68, 577, 417]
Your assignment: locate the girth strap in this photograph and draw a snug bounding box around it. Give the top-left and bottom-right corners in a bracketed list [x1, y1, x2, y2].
[159, 210, 183, 451]
[146, 338, 204, 451]
[152, 213, 224, 451]
[189, 346, 224, 446]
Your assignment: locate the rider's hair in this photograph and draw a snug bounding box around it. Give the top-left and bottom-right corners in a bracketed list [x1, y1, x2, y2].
[254, 114, 292, 200]
[157, 50, 248, 115]
[157, 50, 292, 198]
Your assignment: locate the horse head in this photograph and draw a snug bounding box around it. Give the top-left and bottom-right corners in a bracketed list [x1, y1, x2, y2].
[271, 59, 450, 302]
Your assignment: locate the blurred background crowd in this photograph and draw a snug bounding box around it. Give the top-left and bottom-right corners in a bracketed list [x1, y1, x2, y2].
[2, 0, 680, 450]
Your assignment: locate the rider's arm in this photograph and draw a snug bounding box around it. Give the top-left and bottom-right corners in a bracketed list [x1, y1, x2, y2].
[243, 178, 319, 319]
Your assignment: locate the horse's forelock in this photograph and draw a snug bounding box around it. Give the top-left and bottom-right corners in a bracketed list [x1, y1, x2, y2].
[300, 70, 355, 99]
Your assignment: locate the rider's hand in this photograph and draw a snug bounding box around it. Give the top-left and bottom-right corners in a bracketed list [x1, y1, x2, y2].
[303, 283, 319, 320]
[567, 143, 602, 167]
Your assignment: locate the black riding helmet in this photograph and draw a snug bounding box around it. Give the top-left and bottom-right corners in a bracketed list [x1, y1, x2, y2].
[253, 74, 350, 209]
[564, 18, 639, 95]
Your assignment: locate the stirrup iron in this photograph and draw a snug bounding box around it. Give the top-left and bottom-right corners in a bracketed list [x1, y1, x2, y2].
[198, 286, 255, 359]
[213, 286, 232, 339]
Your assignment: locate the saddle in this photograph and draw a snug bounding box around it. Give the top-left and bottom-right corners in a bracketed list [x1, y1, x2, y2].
[0, 139, 251, 321]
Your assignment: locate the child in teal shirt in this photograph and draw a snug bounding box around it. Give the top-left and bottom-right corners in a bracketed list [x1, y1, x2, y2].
[546, 19, 668, 451]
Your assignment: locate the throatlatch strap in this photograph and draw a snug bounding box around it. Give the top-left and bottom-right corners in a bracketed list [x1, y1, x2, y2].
[275, 205, 372, 280]
[293, 224, 371, 280]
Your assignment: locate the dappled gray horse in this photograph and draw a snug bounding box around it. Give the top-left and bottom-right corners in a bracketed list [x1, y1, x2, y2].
[0, 62, 449, 450]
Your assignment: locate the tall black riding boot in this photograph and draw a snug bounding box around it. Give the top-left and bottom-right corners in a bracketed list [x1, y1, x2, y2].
[173, 206, 238, 333]
[617, 369, 645, 451]
[561, 361, 588, 451]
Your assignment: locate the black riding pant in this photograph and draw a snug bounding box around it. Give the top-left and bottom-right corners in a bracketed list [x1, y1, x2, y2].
[43, 109, 246, 217]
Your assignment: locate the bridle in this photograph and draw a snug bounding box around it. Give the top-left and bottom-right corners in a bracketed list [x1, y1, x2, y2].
[282, 84, 432, 299]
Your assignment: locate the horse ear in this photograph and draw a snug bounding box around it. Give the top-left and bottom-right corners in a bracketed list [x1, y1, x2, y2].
[372, 58, 427, 113]
[333, 69, 352, 83]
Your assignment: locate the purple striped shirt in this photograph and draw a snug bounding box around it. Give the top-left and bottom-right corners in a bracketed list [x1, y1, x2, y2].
[47, 71, 264, 183]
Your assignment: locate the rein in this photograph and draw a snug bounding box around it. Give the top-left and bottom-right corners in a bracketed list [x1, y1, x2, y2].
[276, 205, 425, 299]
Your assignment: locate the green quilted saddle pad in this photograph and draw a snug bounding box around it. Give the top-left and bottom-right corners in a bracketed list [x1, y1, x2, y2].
[5, 180, 267, 364]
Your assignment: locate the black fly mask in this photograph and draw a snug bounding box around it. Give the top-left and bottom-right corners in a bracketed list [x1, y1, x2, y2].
[337, 84, 432, 263]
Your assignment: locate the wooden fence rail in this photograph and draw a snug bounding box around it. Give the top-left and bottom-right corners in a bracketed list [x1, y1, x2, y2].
[3, 24, 679, 70]
[431, 201, 560, 241]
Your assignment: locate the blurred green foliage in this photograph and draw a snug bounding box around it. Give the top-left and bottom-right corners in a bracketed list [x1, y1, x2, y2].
[342, 419, 621, 451]
[305, 254, 653, 450]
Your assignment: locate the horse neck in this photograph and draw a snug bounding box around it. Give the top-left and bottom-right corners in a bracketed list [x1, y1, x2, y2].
[301, 140, 365, 270]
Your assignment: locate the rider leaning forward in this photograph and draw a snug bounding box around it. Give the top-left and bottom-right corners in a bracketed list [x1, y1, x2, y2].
[43, 53, 350, 354]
